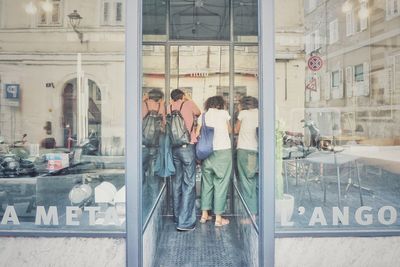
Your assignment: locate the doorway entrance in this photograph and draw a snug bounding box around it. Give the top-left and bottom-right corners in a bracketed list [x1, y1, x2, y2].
[62, 79, 102, 150]
[141, 42, 260, 266]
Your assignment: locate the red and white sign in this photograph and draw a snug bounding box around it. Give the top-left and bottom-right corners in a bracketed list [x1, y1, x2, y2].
[46, 153, 69, 171]
[306, 78, 317, 91]
[307, 56, 323, 71]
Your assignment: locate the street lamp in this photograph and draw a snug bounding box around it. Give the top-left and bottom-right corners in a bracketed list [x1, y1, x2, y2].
[68, 10, 84, 43]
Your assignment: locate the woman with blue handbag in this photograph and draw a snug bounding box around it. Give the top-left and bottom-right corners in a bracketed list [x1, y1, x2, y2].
[199, 96, 232, 227]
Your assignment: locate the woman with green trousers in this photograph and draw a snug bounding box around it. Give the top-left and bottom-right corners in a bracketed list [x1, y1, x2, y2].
[199, 96, 232, 227]
[234, 96, 259, 219]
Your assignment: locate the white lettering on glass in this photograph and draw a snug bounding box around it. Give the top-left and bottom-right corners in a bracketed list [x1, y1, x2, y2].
[1, 206, 20, 225]
[378, 206, 397, 225]
[84, 206, 101, 226]
[104, 207, 121, 226]
[332, 206, 349, 226]
[309, 207, 327, 226]
[355, 206, 373, 225]
[66, 206, 81, 226]
[35, 206, 59, 225]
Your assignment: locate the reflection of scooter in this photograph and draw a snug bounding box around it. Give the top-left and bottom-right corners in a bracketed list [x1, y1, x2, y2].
[282, 119, 321, 160]
[69, 130, 99, 156]
[283, 131, 304, 147]
[0, 134, 37, 178]
[81, 130, 99, 155]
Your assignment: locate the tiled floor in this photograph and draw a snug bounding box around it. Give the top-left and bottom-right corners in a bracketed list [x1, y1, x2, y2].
[153, 216, 245, 267]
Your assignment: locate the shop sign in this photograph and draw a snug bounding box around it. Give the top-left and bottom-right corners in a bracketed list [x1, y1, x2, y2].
[279, 205, 398, 227]
[1, 205, 124, 226]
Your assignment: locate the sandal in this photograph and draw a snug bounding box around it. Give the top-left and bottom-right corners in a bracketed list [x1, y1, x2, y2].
[215, 218, 230, 227]
[199, 215, 212, 224]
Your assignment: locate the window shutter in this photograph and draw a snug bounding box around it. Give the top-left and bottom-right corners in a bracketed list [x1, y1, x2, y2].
[338, 68, 344, 98]
[115, 2, 123, 23]
[359, 2, 368, 31]
[51, 2, 60, 24]
[334, 19, 339, 42]
[314, 29, 320, 50]
[360, 17, 367, 31]
[346, 10, 354, 36]
[305, 34, 311, 54]
[329, 20, 339, 44]
[363, 62, 370, 96]
[325, 73, 331, 100]
[386, 0, 391, 18]
[346, 66, 353, 97]
[103, 2, 110, 24]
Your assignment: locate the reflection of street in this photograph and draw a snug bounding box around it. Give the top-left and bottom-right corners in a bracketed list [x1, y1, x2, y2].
[281, 149, 400, 228]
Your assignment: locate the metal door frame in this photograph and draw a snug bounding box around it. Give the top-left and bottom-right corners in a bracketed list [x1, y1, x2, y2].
[126, 0, 275, 266]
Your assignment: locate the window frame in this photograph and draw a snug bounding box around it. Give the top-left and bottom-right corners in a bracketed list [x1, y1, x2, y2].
[331, 70, 340, 88]
[101, 0, 125, 26]
[354, 64, 364, 83]
[329, 19, 339, 44]
[346, 8, 355, 36]
[386, 0, 400, 20]
[36, 0, 63, 27]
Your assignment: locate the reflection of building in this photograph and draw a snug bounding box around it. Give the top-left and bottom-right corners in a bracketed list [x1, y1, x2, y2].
[276, 0, 306, 133]
[0, 1, 125, 155]
[304, 0, 400, 141]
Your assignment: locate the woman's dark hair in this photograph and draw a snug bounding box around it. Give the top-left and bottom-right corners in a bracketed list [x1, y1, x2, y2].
[204, 96, 225, 111]
[148, 88, 164, 102]
[240, 96, 258, 110]
[170, 89, 185, 101]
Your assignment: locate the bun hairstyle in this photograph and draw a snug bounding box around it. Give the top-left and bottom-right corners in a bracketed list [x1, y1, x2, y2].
[204, 95, 225, 111]
[240, 96, 258, 110]
[148, 88, 164, 102]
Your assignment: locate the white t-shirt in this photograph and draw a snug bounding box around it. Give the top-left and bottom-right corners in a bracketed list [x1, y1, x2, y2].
[204, 108, 231, 150]
[237, 109, 259, 151]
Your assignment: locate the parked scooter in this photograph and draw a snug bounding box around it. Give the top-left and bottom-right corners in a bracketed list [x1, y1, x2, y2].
[0, 134, 37, 177]
[81, 130, 100, 156]
[282, 119, 321, 160]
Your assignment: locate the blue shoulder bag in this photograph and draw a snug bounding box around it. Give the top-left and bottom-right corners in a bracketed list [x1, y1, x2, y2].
[196, 113, 214, 160]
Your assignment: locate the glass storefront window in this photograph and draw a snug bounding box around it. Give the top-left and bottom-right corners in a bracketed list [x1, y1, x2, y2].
[276, 0, 400, 232]
[233, 45, 259, 226]
[143, 0, 167, 41]
[169, 0, 230, 40]
[142, 45, 166, 225]
[0, 1, 125, 233]
[233, 0, 258, 42]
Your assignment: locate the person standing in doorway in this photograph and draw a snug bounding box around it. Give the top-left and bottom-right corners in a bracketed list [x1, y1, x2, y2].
[142, 89, 165, 183]
[169, 89, 201, 231]
[200, 96, 232, 227]
[235, 96, 259, 222]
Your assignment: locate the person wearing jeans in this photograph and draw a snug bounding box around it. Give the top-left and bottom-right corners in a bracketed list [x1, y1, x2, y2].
[169, 89, 201, 231]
